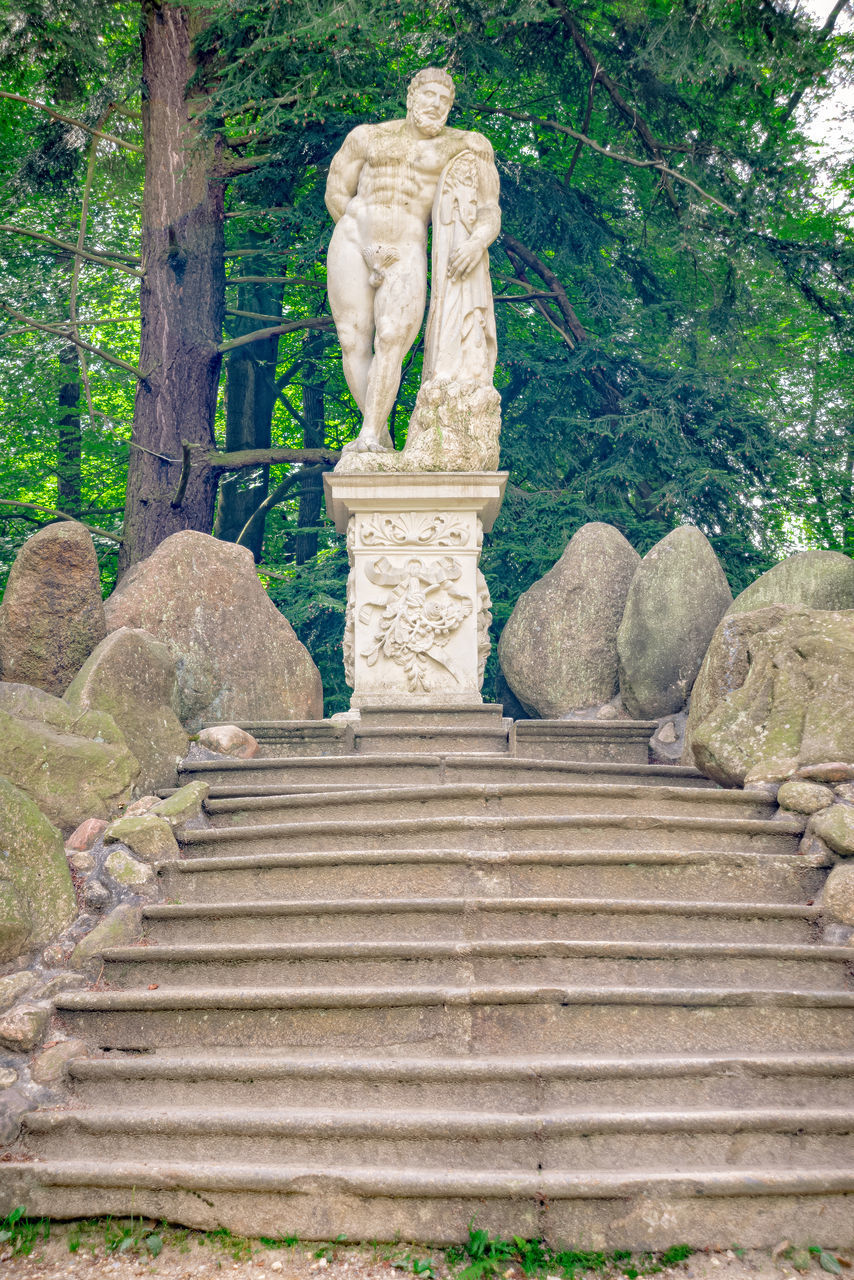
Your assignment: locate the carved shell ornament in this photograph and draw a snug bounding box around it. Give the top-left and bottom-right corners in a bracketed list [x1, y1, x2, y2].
[359, 511, 470, 548]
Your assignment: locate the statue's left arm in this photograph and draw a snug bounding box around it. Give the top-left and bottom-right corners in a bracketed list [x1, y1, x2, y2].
[448, 134, 501, 282]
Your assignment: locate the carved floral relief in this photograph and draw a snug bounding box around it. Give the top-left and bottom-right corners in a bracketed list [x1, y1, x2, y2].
[358, 511, 470, 548]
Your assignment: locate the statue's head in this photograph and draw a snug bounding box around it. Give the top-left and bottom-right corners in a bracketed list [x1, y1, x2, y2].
[407, 67, 455, 137]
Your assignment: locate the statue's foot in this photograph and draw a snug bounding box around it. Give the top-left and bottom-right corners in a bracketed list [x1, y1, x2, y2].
[341, 432, 393, 455]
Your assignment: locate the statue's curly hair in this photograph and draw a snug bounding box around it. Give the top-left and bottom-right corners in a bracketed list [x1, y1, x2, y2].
[407, 67, 455, 109]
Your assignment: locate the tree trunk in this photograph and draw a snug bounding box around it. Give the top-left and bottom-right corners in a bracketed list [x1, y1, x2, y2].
[213, 233, 284, 561]
[119, 0, 225, 573]
[57, 342, 82, 517]
[295, 358, 326, 565]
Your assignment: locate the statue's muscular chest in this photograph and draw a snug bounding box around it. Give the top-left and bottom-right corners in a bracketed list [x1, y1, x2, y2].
[365, 131, 460, 184]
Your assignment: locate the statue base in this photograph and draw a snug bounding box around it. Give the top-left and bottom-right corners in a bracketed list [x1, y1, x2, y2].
[323, 471, 507, 710]
[332, 381, 501, 476]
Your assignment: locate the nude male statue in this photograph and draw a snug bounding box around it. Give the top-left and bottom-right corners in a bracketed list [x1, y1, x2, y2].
[325, 68, 501, 456]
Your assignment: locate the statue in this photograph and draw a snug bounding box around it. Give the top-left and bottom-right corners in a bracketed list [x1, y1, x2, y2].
[325, 68, 502, 473]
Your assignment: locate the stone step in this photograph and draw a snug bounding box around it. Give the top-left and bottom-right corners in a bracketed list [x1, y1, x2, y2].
[143, 896, 823, 946]
[510, 720, 658, 765]
[202, 781, 776, 826]
[24, 1104, 854, 1170]
[101, 938, 854, 991]
[53, 983, 854, 1053]
[68, 1051, 854, 1111]
[177, 753, 716, 792]
[181, 812, 802, 857]
[4, 1159, 854, 1247]
[159, 848, 829, 905]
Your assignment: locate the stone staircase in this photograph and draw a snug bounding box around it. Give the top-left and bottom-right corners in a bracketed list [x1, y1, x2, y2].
[4, 708, 854, 1248]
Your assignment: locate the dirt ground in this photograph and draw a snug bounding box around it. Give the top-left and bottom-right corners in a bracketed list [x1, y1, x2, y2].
[0, 1224, 847, 1280]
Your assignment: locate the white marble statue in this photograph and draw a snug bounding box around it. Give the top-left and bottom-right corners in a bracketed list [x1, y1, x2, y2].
[325, 68, 502, 472]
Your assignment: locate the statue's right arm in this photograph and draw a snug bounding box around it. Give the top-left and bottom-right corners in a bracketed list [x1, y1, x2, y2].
[325, 127, 369, 223]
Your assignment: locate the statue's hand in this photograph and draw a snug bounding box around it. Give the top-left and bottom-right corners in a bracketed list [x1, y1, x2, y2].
[448, 238, 484, 281]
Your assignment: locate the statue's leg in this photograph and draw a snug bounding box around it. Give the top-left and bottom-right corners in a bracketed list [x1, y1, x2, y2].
[358, 250, 427, 449]
[327, 221, 373, 413]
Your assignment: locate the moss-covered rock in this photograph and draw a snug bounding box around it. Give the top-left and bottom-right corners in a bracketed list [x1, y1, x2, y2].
[497, 523, 641, 718]
[0, 521, 105, 695]
[150, 780, 209, 829]
[65, 627, 188, 793]
[728, 550, 854, 615]
[0, 884, 31, 964]
[104, 813, 179, 862]
[0, 971, 36, 1013]
[810, 803, 854, 857]
[0, 777, 76, 954]
[823, 862, 854, 925]
[0, 1003, 50, 1052]
[690, 609, 854, 787]
[103, 529, 322, 729]
[617, 526, 732, 718]
[72, 904, 143, 965]
[103, 848, 156, 888]
[776, 779, 835, 814]
[0, 683, 137, 830]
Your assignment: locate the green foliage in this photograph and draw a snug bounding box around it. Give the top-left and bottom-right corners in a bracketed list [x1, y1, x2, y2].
[445, 1223, 693, 1280]
[0, 1205, 50, 1257]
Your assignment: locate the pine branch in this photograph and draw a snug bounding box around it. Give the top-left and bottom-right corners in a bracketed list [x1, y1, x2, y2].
[0, 91, 143, 153]
[0, 225, 142, 275]
[475, 108, 737, 216]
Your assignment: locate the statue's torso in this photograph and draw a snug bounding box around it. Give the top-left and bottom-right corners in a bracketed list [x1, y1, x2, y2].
[347, 122, 477, 246]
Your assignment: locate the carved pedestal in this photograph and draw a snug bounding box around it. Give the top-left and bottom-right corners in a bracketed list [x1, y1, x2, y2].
[324, 472, 507, 710]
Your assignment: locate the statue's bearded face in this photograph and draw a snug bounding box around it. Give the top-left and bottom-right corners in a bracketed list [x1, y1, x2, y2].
[408, 81, 453, 136]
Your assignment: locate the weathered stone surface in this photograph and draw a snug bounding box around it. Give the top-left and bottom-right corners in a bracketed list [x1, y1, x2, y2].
[66, 818, 108, 851]
[0, 777, 75, 953]
[776, 779, 835, 814]
[72, 904, 142, 965]
[67, 850, 95, 874]
[823, 862, 854, 925]
[617, 526, 732, 718]
[498, 523, 640, 719]
[83, 879, 110, 910]
[104, 530, 322, 730]
[197, 725, 259, 759]
[797, 761, 854, 784]
[0, 883, 30, 964]
[0, 521, 106, 694]
[105, 813, 179, 861]
[103, 848, 157, 887]
[0, 683, 137, 830]
[65, 627, 188, 792]
[124, 795, 159, 817]
[0, 1067, 18, 1088]
[728, 550, 854, 615]
[0, 971, 36, 1013]
[30, 1038, 88, 1085]
[36, 972, 86, 1000]
[151, 780, 209, 829]
[811, 803, 854, 857]
[689, 609, 854, 787]
[0, 1003, 49, 1052]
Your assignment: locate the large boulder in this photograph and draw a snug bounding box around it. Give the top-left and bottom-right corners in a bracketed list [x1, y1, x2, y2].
[0, 521, 105, 694]
[104, 531, 323, 729]
[0, 682, 137, 830]
[728, 550, 854, 615]
[65, 628, 188, 792]
[689, 608, 854, 786]
[617, 526, 732, 718]
[497, 523, 640, 718]
[0, 778, 76, 959]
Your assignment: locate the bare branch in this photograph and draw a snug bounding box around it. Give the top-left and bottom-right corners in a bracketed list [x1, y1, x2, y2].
[237, 464, 331, 550]
[227, 306, 286, 323]
[218, 317, 333, 354]
[0, 224, 142, 275]
[208, 446, 340, 472]
[502, 236, 588, 342]
[226, 276, 327, 288]
[71, 106, 116, 426]
[0, 91, 143, 153]
[0, 498, 121, 542]
[0, 303, 145, 377]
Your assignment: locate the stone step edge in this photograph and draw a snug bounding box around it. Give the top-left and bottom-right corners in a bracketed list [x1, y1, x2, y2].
[7, 1160, 854, 1199]
[182, 813, 802, 845]
[178, 754, 706, 778]
[25, 1105, 854, 1138]
[101, 939, 854, 964]
[68, 1051, 854, 1082]
[54, 984, 854, 1012]
[163, 848, 832, 875]
[203, 781, 766, 813]
[145, 896, 823, 920]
